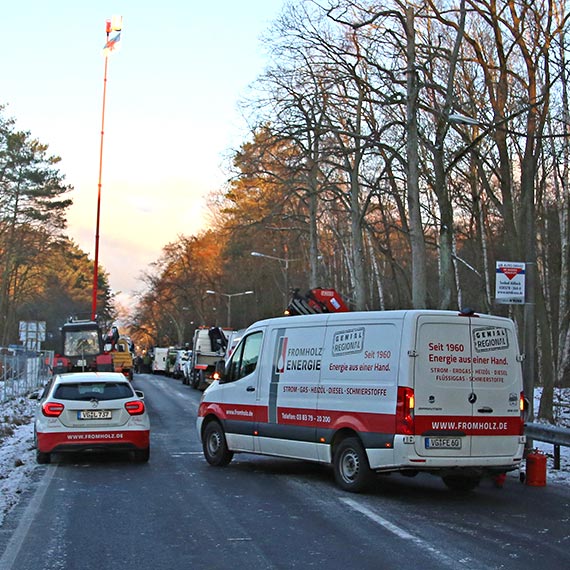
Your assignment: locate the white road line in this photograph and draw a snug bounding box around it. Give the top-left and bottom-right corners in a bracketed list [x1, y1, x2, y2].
[0, 465, 57, 570]
[340, 497, 472, 569]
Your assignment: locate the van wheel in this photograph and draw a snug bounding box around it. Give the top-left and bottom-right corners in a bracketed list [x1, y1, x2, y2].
[203, 421, 234, 467]
[442, 475, 480, 492]
[333, 437, 373, 492]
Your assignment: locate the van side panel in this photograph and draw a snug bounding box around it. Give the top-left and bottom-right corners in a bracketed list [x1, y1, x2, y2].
[318, 321, 402, 458]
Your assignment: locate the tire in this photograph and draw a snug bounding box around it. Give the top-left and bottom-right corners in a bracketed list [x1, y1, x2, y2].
[190, 370, 199, 389]
[333, 437, 373, 493]
[202, 421, 234, 467]
[133, 447, 150, 463]
[36, 450, 51, 465]
[442, 475, 481, 492]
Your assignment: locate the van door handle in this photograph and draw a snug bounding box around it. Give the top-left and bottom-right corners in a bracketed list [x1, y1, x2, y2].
[246, 386, 255, 392]
[477, 406, 493, 413]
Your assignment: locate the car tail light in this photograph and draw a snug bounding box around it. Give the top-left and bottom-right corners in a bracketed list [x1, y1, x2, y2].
[125, 400, 145, 415]
[396, 387, 415, 435]
[42, 402, 65, 417]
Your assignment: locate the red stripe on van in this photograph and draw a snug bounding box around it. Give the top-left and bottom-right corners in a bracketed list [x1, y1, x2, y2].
[415, 415, 522, 436]
[278, 407, 395, 433]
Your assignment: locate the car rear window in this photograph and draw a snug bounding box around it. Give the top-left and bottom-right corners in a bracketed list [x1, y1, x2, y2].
[53, 382, 134, 401]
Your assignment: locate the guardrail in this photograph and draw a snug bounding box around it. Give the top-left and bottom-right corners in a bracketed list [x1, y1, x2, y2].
[525, 422, 570, 470]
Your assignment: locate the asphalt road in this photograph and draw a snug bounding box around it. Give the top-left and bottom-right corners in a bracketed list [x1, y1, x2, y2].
[0, 373, 568, 570]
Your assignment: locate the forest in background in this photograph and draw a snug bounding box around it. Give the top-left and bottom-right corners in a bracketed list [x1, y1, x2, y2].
[0, 107, 114, 350]
[130, 1, 570, 424]
[2, 1, 570, 424]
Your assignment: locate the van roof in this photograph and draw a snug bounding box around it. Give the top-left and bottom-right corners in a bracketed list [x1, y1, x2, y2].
[246, 309, 512, 331]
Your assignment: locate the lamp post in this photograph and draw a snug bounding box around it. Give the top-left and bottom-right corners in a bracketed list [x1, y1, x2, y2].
[206, 290, 254, 328]
[91, 15, 123, 321]
[251, 251, 301, 304]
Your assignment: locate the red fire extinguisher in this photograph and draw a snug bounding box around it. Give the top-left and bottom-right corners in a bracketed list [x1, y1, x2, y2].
[525, 448, 547, 487]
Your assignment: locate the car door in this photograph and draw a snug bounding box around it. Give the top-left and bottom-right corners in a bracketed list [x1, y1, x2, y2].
[218, 330, 264, 452]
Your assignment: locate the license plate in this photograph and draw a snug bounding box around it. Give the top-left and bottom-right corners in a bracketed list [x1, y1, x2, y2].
[77, 359, 87, 367]
[78, 410, 112, 420]
[425, 437, 462, 449]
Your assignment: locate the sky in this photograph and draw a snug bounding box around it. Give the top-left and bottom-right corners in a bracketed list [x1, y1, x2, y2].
[1, 0, 286, 308]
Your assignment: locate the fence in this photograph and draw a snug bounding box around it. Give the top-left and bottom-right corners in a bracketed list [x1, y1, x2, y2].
[0, 349, 53, 404]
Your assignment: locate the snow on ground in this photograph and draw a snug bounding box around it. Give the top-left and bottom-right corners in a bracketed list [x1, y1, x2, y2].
[0, 396, 37, 527]
[0, 389, 568, 526]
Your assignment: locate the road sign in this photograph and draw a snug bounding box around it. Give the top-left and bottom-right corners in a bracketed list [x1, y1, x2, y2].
[495, 262, 526, 304]
[18, 321, 46, 350]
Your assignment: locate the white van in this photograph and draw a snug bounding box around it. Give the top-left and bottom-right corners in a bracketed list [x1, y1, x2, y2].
[152, 347, 169, 374]
[197, 310, 526, 492]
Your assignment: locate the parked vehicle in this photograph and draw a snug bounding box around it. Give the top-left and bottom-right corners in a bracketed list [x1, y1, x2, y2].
[55, 319, 134, 380]
[172, 349, 191, 380]
[181, 351, 194, 385]
[197, 309, 526, 492]
[189, 327, 233, 389]
[152, 347, 169, 374]
[34, 371, 150, 464]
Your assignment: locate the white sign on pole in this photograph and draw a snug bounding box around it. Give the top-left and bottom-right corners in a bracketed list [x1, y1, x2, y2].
[18, 321, 47, 349]
[495, 262, 526, 304]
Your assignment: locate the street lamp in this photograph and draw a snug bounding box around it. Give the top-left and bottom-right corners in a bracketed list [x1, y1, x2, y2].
[251, 251, 302, 304]
[206, 290, 254, 328]
[91, 15, 123, 320]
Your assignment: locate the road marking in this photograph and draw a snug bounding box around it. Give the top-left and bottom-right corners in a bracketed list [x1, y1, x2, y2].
[340, 497, 471, 569]
[0, 465, 57, 570]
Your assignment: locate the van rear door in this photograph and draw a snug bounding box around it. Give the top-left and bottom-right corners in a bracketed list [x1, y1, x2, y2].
[413, 314, 474, 457]
[413, 314, 522, 458]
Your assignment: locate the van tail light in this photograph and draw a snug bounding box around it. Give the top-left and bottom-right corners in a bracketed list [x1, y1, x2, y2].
[42, 402, 65, 417]
[519, 391, 526, 434]
[396, 387, 415, 435]
[125, 400, 145, 416]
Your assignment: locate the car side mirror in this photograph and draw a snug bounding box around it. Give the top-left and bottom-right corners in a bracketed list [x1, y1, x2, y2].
[135, 390, 145, 399]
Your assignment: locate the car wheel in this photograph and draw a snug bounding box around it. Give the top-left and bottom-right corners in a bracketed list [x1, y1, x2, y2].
[36, 450, 51, 465]
[203, 421, 234, 466]
[442, 475, 481, 492]
[190, 370, 199, 389]
[133, 447, 150, 463]
[333, 437, 373, 493]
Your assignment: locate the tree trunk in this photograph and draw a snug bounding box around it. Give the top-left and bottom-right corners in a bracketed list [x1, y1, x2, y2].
[405, 6, 427, 308]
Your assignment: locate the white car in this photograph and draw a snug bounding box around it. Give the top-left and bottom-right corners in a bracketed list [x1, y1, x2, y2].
[34, 372, 150, 464]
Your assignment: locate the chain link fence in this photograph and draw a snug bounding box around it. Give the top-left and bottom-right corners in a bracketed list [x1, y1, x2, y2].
[0, 349, 54, 404]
